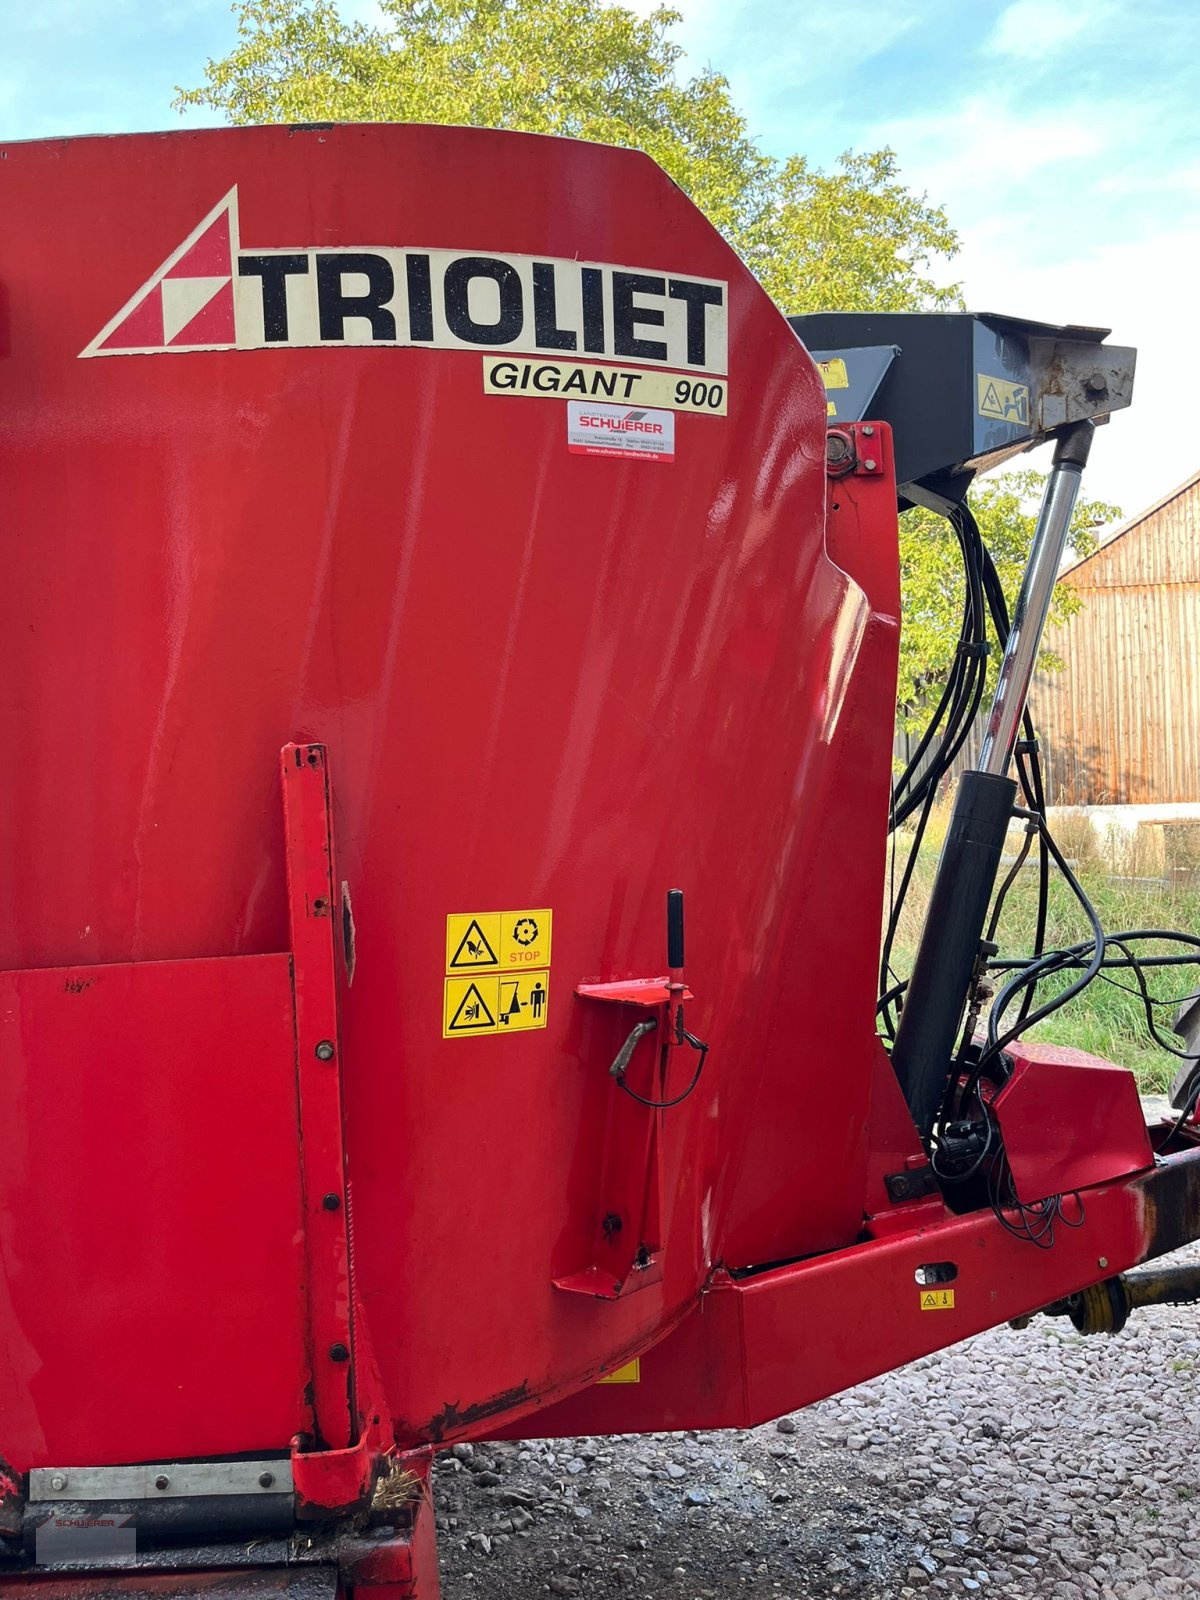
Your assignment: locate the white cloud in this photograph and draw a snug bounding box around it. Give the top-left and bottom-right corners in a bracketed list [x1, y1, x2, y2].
[952, 218, 1200, 517]
[987, 0, 1100, 60]
[621, 0, 920, 117]
[859, 67, 1200, 517]
[873, 94, 1108, 209]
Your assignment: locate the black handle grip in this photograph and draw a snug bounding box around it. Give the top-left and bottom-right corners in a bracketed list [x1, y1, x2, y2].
[667, 889, 685, 970]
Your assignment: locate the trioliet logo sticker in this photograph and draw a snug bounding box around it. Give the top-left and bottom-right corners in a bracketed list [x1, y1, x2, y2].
[567, 402, 675, 462]
[81, 188, 728, 373]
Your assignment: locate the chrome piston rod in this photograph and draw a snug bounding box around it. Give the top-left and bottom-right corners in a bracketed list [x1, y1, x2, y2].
[978, 420, 1095, 776]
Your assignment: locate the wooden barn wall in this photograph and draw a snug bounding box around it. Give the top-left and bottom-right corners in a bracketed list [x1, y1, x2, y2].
[893, 478, 1200, 806]
[1036, 585, 1200, 804]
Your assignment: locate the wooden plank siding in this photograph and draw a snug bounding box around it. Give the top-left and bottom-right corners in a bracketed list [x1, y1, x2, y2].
[1036, 584, 1200, 803]
[894, 469, 1200, 805]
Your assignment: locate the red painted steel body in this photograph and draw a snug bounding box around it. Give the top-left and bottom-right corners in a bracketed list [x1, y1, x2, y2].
[0, 122, 897, 1471]
[0, 122, 1192, 1596]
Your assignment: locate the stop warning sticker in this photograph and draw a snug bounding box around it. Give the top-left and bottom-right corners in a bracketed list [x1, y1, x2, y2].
[443, 908, 553, 1041]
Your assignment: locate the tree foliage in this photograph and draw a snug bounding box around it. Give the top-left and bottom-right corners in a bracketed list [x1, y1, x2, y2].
[177, 0, 960, 308]
[897, 471, 1121, 734]
[182, 3, 1102, 703]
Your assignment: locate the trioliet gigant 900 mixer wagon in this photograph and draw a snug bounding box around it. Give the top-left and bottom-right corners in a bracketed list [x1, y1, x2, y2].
[1, 122, 1197, 1598]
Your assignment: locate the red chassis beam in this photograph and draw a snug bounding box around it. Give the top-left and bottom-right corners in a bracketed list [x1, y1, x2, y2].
[506, 1135, 1200, 1439]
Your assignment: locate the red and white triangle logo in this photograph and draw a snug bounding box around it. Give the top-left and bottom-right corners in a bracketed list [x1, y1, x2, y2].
[81, 189, 239, 358]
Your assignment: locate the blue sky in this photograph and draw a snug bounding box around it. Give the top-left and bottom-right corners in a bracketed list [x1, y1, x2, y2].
[3, 0, 1197, 515]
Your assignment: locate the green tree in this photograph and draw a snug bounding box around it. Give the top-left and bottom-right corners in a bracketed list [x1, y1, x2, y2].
[184, 2, 1088, 704]
[176, 0, 960, 309]
[896, 471, 1120, 733]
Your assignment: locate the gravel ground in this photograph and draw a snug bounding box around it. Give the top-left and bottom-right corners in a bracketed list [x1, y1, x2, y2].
[435, 1249, 1200, 1600]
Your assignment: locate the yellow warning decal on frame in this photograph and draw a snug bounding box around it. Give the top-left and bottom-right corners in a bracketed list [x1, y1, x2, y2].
[599, 1359, 641, 1385]
[446, 909, 552, 973]
[817, 358, 849, 390]
[977, 373, 1029, 427]
[920, 1289, 955, 1311]
[444, 970, 550, 1039]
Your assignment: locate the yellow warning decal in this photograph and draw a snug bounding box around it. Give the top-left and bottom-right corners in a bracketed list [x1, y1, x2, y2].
[599, 1359, 641, 1385]
[447, 917, 500, 970]
[920, 1289, 955, 1311]
[483, 358, 727, 417]
[817, 358, 849, 390]
[446, 909, 552, 973]
[444, 970, 550, 1039]
[977, 374, 1029, 427]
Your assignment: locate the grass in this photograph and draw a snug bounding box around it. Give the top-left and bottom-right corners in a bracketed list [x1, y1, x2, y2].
[886, 806, 1200, 1094]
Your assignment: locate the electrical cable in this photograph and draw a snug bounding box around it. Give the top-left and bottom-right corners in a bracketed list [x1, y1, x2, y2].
[884, 488, 1200, 1240]
[614, 1036, 709, 1110]
[881, 499, 995, 1040]
[981, 813, 1106, 1060]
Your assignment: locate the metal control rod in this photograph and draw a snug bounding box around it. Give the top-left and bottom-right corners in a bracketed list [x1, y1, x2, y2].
[978, 421, 1095, 775]
[892, 420, 1096, 1139]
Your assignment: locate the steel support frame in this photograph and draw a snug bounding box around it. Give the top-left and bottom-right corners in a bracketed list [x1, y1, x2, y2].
[280, 745, 439, 1594]
[505, 1137, 1200, 1440]
[282, 742, 357, 1457]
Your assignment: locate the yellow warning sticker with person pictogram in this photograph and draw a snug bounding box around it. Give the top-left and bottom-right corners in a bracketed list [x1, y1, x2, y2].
[976, 373, 1029, 427]
[445, 909, 552, 973]
[443, 970, 551, 1039]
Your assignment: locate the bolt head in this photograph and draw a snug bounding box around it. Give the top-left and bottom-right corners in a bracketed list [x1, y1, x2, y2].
[863, 458, 878, 472]
[329, 1342, 351, 1362]
[1098, 1256, 1109, 1270]
[155, 1474, 170, 1491]
[259, 1471, 275, 1489]
[50, 1474, 67, 1492]
[862, 425, 875, 436]
[825, 433, 852, 463]
[315, 1040, 335, 1061]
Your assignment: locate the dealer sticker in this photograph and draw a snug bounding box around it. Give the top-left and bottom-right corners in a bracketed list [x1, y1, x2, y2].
[567, 401, 675, 462]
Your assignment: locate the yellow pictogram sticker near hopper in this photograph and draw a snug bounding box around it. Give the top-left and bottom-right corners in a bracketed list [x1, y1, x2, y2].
[920, 1289, 955, 1311]
[977, 374, 1029, 427]
[446, 909, 553, 973]
[818, 357, 849, 418]
[444, 970, 550, 1039]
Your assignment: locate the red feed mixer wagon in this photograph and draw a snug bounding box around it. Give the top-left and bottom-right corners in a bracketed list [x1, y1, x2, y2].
[1, 122, 1198, 1597]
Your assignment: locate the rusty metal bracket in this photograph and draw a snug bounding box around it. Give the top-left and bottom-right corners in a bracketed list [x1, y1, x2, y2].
[282, 743, 356, 1453]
